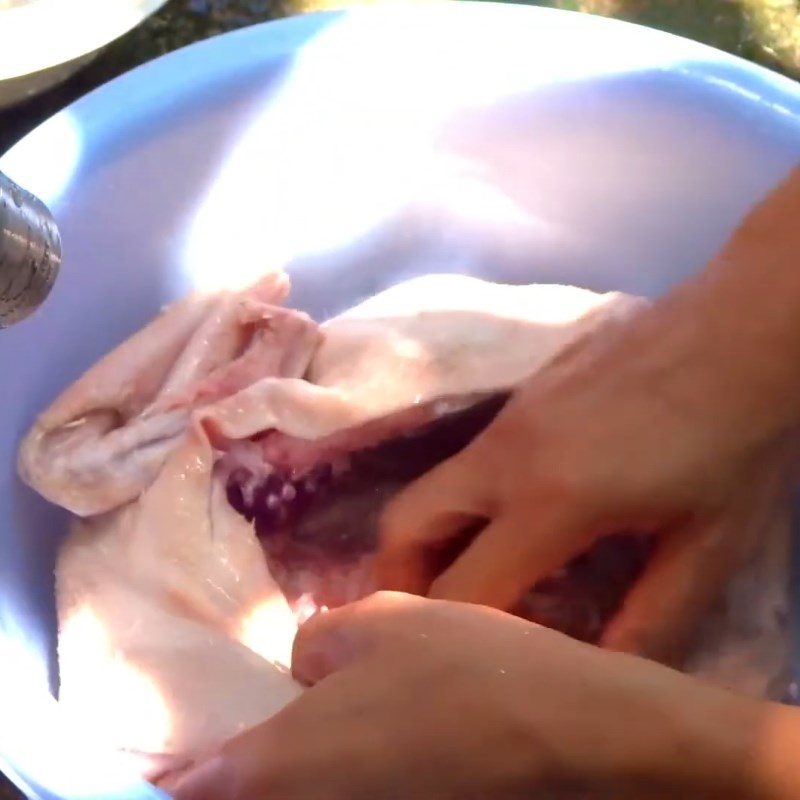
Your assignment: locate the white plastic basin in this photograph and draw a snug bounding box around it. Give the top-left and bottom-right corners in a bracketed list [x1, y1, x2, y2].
[1, 5, 799, 797]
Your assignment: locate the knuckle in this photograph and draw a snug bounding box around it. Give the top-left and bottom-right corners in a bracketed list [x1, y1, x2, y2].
[520, 463, 591, 508]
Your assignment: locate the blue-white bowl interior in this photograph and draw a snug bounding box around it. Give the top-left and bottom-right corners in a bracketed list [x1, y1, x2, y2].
[1, 4, 800, 798]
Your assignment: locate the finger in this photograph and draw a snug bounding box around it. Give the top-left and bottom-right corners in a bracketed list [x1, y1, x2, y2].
[376, 451, 492, 594]
[601, 515, 744, 665]
[375, 511, 481, 596]
[165, 714, 300, 800]
[292, 591, 421, 685]
[428, 509, 588, 610]
[162, 754, 240, 800]
[167, 666, 377, 800]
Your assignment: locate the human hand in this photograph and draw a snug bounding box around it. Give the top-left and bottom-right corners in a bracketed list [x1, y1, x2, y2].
[376, 285, 794, 663]
[163, 592, 767, 800]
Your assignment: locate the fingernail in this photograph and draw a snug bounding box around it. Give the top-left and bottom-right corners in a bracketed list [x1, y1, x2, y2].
[160, 755, 228, 799]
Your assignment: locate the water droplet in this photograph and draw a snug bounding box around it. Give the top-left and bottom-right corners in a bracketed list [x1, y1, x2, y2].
[433, 401, 451, 417]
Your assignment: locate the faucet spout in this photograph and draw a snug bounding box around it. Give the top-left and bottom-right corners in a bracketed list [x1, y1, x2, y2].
[0, 171, 61, 328]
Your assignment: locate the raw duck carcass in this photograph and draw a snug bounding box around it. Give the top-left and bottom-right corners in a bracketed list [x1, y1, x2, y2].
[17, 270, 793, 775]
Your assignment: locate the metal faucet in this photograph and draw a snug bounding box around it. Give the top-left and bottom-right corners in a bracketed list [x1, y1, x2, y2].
[0, 170, 61, 328]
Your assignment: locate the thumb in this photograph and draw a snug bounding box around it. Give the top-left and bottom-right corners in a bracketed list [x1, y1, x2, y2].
[292, 591, 421, 684]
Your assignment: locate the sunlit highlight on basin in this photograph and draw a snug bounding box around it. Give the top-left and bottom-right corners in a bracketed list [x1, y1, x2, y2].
[180, 6, 702, 296]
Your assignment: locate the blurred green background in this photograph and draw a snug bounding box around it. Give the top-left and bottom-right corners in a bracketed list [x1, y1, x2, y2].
[1, 0, 799, 797]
